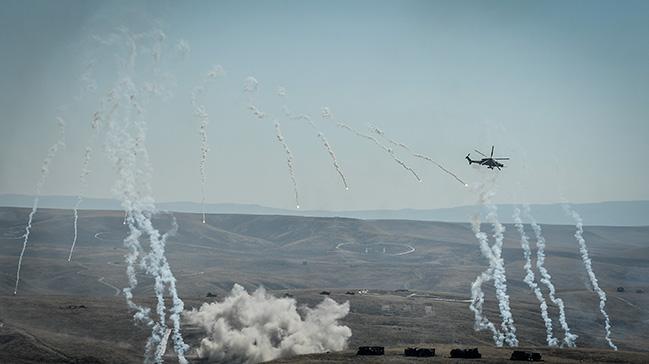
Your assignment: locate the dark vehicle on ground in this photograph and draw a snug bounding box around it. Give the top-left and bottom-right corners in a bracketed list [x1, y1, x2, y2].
[357, 346, 384, 356]
[510, 350, 542, 361]
[450, 347, 481, 359]
[404, 347, 434, 357]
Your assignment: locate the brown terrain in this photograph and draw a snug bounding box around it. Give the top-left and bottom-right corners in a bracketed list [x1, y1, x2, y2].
[0, 207, 648, 363]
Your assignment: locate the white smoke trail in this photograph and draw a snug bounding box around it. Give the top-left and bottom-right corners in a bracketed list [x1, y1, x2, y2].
[113, 81, 190, 364]
[192, 65, 224, 223]
[78, 59, 98, 98]
[185, 284, 352, 364]
[69, 94, 119, 261]
[14, 117, 66, 295]
[151, 29, 166, 66]
[137, 33, 192, 364]
[156, 328, 173, 359]
[242, 77, 267, 121]
[69, 143, 94, 261]
[274, 121, 300, 209]
[248, 104, 266, 119]
[242, 79, 304, 208]
[485, 203, 518, 347]
[196, 105, 209, 223]
[522, 205, 577, 347]
[176, 39, 191, 59]
[321, 107, 422, 182]
[369, 125, 467, 186]
[243, 76, 259, 93]
[100, 28, 190, 363]
[469, 213, 505, 346]
[141, 215, 181, 362]
[563, 204, 617, 350]
[315, 132, 349, 190]
[107, 77, 160, 360]
[513, 207, 558, 347]
[321, 106, 332, 119]
[468, 178, 518, 347]
[282, 105, 349, 190]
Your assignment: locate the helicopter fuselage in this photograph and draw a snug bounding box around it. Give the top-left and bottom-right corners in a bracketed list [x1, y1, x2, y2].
[466, 146, 508, 170]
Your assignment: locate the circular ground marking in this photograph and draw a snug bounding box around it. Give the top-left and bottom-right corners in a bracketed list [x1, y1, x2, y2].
[335, 241, 415, 256]
[94, 231, 126, 242]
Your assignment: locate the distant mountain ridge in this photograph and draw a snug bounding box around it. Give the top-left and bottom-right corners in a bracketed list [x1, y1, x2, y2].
[1, 193, 648, 226]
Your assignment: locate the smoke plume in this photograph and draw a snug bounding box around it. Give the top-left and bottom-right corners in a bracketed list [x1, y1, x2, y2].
[185, 284, 352, 364]
[14, 117, 66, 295]
[563, 204, 617, 350]
[513, 207, 558, 347]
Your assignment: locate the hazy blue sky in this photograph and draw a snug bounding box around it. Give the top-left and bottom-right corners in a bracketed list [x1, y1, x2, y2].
[1, 0, 648, 211]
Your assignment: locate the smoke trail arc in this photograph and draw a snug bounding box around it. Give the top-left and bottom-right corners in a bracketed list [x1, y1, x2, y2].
[243, 79, 302, 209]
[321, 107, 422, 183]
[14, 118, 66, 295]
[513, 207, 558, 347]
[563, 204, 617, 350]
[370, 125, 467, 186]
[523, 205, 577, 347]
[282, 105, 349, 190]
[316, 131, 349, 191]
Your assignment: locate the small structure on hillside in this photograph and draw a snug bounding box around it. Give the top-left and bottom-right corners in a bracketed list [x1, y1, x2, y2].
[60, 304, 87, 310]
[424, 306, 433, 315]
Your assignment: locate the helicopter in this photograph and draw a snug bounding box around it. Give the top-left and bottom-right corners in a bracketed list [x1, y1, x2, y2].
[466, 146, 509, 170]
